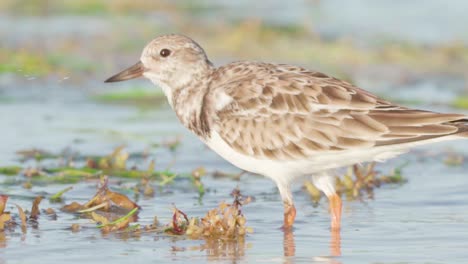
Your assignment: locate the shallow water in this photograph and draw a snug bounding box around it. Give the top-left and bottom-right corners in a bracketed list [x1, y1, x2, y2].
[2, 2, 468, 263]
[1, 79, 468, 264]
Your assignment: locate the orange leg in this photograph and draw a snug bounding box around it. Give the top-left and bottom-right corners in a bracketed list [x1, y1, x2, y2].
[328, 194, 342, 256]
[283, 203, 296, 229]
[329, 193, 342, 230]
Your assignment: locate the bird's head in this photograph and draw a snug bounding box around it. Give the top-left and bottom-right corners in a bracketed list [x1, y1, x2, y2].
[105, 34, 213, 98]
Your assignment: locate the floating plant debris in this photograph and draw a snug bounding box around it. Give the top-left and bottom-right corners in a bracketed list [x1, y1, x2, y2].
[132, 160, 158, 197]
[92, 207, 139, 233]
[16, 148, 58, 162]
[49, 186, 73, 203]
[169, 188, 253, 240]
[0, 195, 11, 230]
[63, 176, 140, 214]
[212, 170, 246, 181]
[0, 145, 410, 246]
[191, 167, 206, 198]
[444, 153, 464, 166]
[15, 204, 27, 233]
[0, 166, 22, 176]
[29, 196, 43, 220]
[155, 136, 183, 152]
[1, 146, 179, 187]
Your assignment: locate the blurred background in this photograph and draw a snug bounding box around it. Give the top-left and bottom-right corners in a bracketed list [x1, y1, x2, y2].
[1, 1, 468, 263]
[2, 1, 468, 87]
[2, 0, 468, 158]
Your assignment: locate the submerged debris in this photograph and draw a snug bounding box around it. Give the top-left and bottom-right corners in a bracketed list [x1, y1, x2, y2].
[15, 204, 27, 233]
[59, 186, 254, 239]
[0, 166, 22, 176]
[70, 223, 80, 233]
[86, 145, 129, 170]
[166, 188, 253, 240]
[444, 153, 464, 166]
[50, 186, 73, 203]
[23, 167, 45, 178]
[62, 176, 140, 214]
[133, 160, 156, 197]
[16, 148, 57, 162]
[54, 176, 141, 233]
[0, 142, 412, 244]
[0, 195, 40, 231]
[91, 207, 139, 233]
[158, 136, 182, 152]
[0, 146, 180, 189]
[0, 195, 11, 230]
[191, 167, 206, 199]
[61, 202, 83, 213]
[29, 196, 43, 220]
[167, 207, 189, 235]
[212, 170, 246, 181]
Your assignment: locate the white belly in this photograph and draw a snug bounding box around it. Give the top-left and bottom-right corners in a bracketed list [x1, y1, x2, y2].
[204, 131, 302, 185]
[203, 130, 462, 185]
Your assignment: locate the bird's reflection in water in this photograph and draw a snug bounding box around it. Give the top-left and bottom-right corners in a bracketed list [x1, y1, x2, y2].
[179, 228, 341, 263]
[283, 228, 296, 257]
[180, 237, 250, 263]
[282, 228, 342, 264]
[330, 229, 341, 257]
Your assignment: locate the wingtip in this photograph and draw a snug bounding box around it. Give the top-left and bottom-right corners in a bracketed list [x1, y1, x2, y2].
[104, 75, 122, 83]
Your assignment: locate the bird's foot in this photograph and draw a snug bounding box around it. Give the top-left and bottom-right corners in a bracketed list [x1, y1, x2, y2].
[282, 203, 296, 230]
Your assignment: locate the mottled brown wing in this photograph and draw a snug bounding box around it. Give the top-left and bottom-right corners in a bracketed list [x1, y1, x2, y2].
[212, 62, 467, 160]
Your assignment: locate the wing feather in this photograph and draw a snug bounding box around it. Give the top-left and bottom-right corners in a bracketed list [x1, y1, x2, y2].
[209, 62, 467, 160]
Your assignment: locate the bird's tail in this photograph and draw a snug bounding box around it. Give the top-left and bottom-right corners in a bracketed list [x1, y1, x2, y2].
[453, 118, 468, 137]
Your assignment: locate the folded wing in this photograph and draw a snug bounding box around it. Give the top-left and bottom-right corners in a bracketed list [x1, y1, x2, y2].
[211, 62, 468, 160]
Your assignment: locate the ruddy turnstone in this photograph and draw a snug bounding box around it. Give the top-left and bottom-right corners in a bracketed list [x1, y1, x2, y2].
[105, 34, 468, 230]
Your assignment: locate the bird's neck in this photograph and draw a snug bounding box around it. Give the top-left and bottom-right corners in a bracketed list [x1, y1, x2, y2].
[170, 70, 214, 138]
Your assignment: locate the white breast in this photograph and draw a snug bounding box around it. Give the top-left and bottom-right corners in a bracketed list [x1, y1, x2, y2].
[204, 131, 301, 185]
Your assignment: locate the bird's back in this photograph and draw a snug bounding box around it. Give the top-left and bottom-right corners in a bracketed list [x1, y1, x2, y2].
[207, 61, 468, 163]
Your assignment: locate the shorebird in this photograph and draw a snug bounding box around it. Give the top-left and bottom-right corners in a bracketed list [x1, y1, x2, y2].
[105, 34, 468, 230]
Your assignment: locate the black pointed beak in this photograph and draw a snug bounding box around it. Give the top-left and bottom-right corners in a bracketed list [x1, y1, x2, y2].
[105, 61, 145, 83]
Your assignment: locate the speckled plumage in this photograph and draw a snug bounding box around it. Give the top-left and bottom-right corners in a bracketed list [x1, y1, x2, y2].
[209, 61, 467, 159]
[106, 34, 468, 229]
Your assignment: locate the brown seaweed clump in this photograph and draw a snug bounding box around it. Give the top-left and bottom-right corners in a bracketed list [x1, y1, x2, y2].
[166, 188, 253, 240]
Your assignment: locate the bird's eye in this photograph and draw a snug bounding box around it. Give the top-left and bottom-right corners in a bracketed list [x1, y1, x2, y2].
[160, 49, 171, 57]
